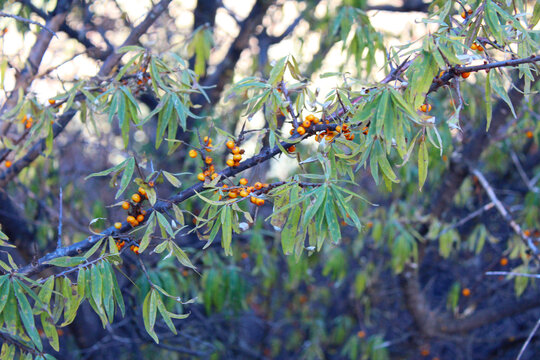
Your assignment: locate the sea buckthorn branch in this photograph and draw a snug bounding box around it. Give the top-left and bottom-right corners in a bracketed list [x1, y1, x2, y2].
[0, 11, 58, 37]
[0, 0, 173, 186]
[428, 55, 540, 94]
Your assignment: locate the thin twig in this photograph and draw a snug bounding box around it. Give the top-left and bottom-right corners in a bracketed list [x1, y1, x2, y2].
[471, 168, 538, 255]
[511, 151, 538, 193]
[517, 315, 540, 360]
[485, 271, 540, 279]
[0, 11, 57, 37]
[57, 187, 62, 249]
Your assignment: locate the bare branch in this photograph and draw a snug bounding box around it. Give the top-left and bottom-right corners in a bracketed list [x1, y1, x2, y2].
[0, 10, 57, 37]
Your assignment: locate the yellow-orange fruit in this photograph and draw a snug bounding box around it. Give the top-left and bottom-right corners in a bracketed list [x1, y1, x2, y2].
[233, 154, 242, 161]
[306, 114, 316, 122]
[239, 178, 248, 186]
[256, 198, 265, 206]
[228, 191, 237, 199]
[138, 187, 147, 196]
[226, 159, 235, 167]
[470, 43, 478, 51]
[232, 146, 241, 155]
[226, 140, 235, 149]
[302, 120, 311, 128]
[114, 222, 122, 229]
[189, 149, 198, 158]
[211, 173, 218, 180]
[240, 190, 248, 197]
[297, 126, 306, 135]
[461, 11, 466, 19]
[132, 193, 141, 203]
[335, 125, 342, 133]
[127, 216, 136, 223]
[48, 99, 56, 105]
[526, 130, 533, 139]
[254, 182, 263, 190]
[288, 145, 296, 153]
[122, 201, 130, 210]
[462, 288, 471, 297]
[205, 156, 213, 164]
[250, 196, 257, 204]
[137, 214, 144, 222]
[500, 257, 508, 266]
[461, 72, 471, 79]
[5, 160, 12, 168]
[197, 173, 206, 181]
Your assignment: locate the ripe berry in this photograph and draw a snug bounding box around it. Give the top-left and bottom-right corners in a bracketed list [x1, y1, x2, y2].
[211, 173, 218, 180]
[205, 156, 213, 164]
[189, 149, 198, 158]
[228, 191, 237, 199]
[289, 129, 295, 135]
[137, 214, 144, 222]
[48, 99, 56, 105]
[239, 178, 248, 186]
[288, 145, 296, 153]
[500, 257, 508, 266]
[335, 125, 342, 133]
[461, 11, 466, 19]
[132, 193, 141, 203]
[461, 72, 471, 79]
[462, 288, 471, 297]
[232, 147, 241, 155]
[357, 331, 366, 339]
[302, 120, 311, 128]
[148, 181, 155, 187]
[233, 154, 242, 161]
[197, 173, 206, 181]
[114, 222, 122, 229]
[526, 130, 533, 139]
[5, 160, 12, 168]
[257, 198, 265, 206]
[467, 9, 473, 14]
[254, 182, 263, 190]
[470, 43, 478, 51]
[138, 187, 147, 196]
[239, 190, 248, 197]
[477, 45, 484, 51]
[122, 201, 130, 210]
[250, 196, 257, 204]
[226, 159, 235, 167]
[297, 126, 306, 135]
[203, 136, 210, 144]
[306, 114, 315, 122]
[132, 246, 139, 254]
[226, 140, 235, 149]
[127, 216, 136, 223]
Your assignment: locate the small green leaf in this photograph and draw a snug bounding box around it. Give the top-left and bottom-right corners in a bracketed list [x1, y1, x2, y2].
[418, 139, 428, 191]
[143, 289, 159, 343]
[115, 157, 135, 199]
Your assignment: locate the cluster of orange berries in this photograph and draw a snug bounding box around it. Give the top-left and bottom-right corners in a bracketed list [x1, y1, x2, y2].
[470, 42, 484, 52]
[460, 8, 473, 19]
[191, 136, 219, 181]
[218, 178, 268, 206]
[225, 139, 245, 168]
[419, 104, 432, 113]
[114, 187, 148, 230]
[289, 114, 319, 138]
[21, 115, 33, 129]
[314, 123, 355, 142]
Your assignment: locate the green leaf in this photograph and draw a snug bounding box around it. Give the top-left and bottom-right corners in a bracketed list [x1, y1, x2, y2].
[282, 205, 302, 255]
[221, 206, 233, 255]
[268, 56, 288, 85]
[115, 157, 135, 199]
[0, 276, 10, 314]
[156, 212, 174, 238]
[44, 256, 86, 267]
[13, 280, 42, 350]
[138, 212, 156, 253]
[143, 289, 159, 343]
[163, 171, 181, 188]
[91, 264, 103, 309]
[418, 139, 428, 191]
[85, 158, 128, 180]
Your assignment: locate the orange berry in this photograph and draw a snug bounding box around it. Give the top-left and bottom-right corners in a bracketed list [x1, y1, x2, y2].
[467, 9, 473, 14]
[226, 140, 235, 149]
[137, 214, 144, 222]
[5, 160, 12, 168]
[477, 45, 484, 51]
[233, 154, 242, 161]
[148, 181, 155, 187]
[250, 196, 257, 204]
[420, 347, 430, 356]
[241, 252, 248, 259]
[131, 193, 141, 203]
[211, 173, 218, 180]
[335, 125, 342, 133]
[226, 159, 235, 167]
[288, 145, 296, 153]
[305, 114, 316, 122]
[302, 120, 311, 128]
[312, 117, 320, 124]
[420, 104, 428, 112]
[289, 129, 295, 135]
[524, 229, 531, 237]
[239, 178, 248, 186]
[257, 198, 265, 206]
[189, 149, 198, 158]
[296, 126, 306, 135]
[342, 124, 348, 131]
[233, 161, 240, 167]
[470, 43, 478, 51]
[141, 210, 146, 215]
[500, 257, 508, 266]
[126, 216, 136, 224]
[122, 201, 130, 210]
[362, 126, 369, 135]
[48, 99, 56, 105]
[461, 11, 466, 19]
[228, 191, 237, 199]
[427, 104, 432, 112]
[138, 187, 147, 196]
[462, 288, 471, 297]
[461, 72, 471, 79]
[439, 70, 445, 78]
[131, 220, 139, 227]
[239, 190, 248, 197]
[132, 246, 139, 254]
[197, 173, 206, 181]
[25, 119, 33, 129]
[357, 330, 366, 339]
[526, 130, 533, 139]
[205, 145, 212, 152]
[254, 182, 263, 190]
[203, 136, 210, 144]
[205, 156, 213, 164]
[114, 222, 122, 229]
[232, 147, 241, 155]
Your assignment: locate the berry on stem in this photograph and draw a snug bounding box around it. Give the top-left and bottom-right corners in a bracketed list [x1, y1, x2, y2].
[189, 149, 198, 158]
[122, 201, 130, 210]
[132, 193, 141, 203]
